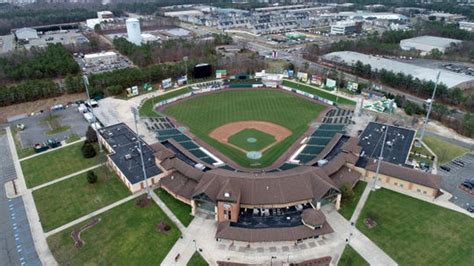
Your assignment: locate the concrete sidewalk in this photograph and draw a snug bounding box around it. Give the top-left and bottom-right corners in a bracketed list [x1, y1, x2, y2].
[6, 127, 58, 266]
[350, 182, 372, 224]
[31, 164, 104, 191]
[44, 191, 143, 237]
[323, 206, 398, 266]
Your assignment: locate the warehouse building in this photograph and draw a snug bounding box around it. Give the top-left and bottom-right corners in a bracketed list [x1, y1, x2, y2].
[400, 35, 462, 55]
[459, 21, 474, 32]
[14, 27, 38, 40]
[330, 21, 361, 35]
[84, 51, 118, 65]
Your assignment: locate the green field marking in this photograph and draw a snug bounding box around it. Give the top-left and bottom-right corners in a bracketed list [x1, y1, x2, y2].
[155, 188, 193, 227]
[47, 199, 180, 265]
[282, 79, 356, 106]
[33, 166, 130, 232]
[356, 188, 474, 265]
[139, 86, 193, 117]
[338, 245, 369, 266]
[163, 89, 326, 168]
[21, 141, 104, 188]
[187, 252, 208, 266]
[338, 181, 367, 220]
[227, 128, 276, 152]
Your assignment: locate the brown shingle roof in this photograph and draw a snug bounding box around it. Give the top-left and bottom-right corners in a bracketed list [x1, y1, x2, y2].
[330, 166, 361, 188]
[301, 209, 326, 227]
[160, 173, 198, 200]
[150, 142, 175, 161]
[162, 157, 204, 181]
[216, 221, 333, 242]
[366, 160, 440, 189]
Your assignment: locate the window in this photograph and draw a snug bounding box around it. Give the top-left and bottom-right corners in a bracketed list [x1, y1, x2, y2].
[417, 189, 421, 193]
[423, 191, 427, 194]
[400, 184, 404, 188]
[394, 182, 398, 186]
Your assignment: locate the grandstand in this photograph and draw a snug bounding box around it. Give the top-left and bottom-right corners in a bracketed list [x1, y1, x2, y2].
[322, 108, 354, 125]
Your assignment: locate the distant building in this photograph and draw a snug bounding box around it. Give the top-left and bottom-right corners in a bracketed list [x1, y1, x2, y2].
[400, 35, 462, 55]
[84, 51, 118, 65]
[97, 11, 114, 20]
[459, 21, 474, 32]
[422, 12, 466, 23]
[126, 18, 142, 46]
[14, 27, 38, 40]
[330, 21, 361, 35]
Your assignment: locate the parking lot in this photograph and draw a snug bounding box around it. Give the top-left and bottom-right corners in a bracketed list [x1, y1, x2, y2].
[13, 107, 89, 147]
[439, 153, 474, 210]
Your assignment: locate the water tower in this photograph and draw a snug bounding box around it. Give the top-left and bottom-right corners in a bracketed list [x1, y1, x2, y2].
[126, 18, 142, 46]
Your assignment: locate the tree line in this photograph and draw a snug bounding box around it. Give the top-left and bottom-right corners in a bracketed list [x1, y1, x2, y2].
[0, 43, 80, 83]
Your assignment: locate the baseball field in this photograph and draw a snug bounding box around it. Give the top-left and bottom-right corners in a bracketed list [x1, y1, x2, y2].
[162, 89, 327, 168]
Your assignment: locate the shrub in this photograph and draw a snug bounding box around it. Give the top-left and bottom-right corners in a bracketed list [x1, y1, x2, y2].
[81, 142, 96, 158]
[85, 125, 98, 143]
[340, 183, 355, 204]
[86, 170, 98, 184]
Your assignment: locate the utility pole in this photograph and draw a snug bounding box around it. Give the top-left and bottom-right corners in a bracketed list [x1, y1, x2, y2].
[132, 106, 151, 199]
[372, 124, 389, 191]
[419, 71, 441, 142]
[82, 75, 102, 153]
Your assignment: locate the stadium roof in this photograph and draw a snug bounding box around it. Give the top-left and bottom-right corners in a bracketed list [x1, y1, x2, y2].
[400, 35, 462, 49]
[322, 51, 474, 88]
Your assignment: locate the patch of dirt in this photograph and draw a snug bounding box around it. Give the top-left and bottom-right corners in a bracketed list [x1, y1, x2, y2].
[0, 93, 86, 123]
[364, 218, 377, 229]
[71, 217, 101, 249]
[209, 120, 292, 153]
[136, 195, 152, 208]
[156, 221, 171, 234]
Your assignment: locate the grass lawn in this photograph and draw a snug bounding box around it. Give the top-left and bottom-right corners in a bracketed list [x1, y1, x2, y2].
[10, 126, 35, 159]
[422, 135, 470, 164]
[139, 86, 193, 117]
[33, 166, 130, 232]
[21, 141, 104, 188]
[47, 199, 180, 265]
[188, 252, 208, 266]
[338, 245, 369, 266]
[163, 89, 326, 167]
[339, 181, 367, 220]
[228, 128, 276, 151]
[155, 188, 193, 226]
[356, 188, 474, 265]
[66, 133, 81, 144]
[282, 79, 356, 106]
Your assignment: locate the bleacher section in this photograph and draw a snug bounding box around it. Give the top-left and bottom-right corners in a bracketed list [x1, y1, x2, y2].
[322, 108, 353, 125]
[292, 124, 346, 164]
[156, 128, 222, 167]
[145, 117, 174, 131]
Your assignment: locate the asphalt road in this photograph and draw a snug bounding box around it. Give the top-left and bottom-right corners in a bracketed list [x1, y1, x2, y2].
[0, 130, 40, 266]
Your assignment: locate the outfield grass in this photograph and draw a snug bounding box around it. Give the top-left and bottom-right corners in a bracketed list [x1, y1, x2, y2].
[338, 245, 369, 266]
[422, 135, 470, 164]
[188, 252, 208, 266]
[33, 166, 130, 232]
[282, 80, 356, 106]
[228, 128, 276, 151]
[139, 87, 193, 117]
[21, 141, 104, 188]
[47, 199, 180, 265]
[155, 188, 193, 226]
[356, 188, 474, 265]
[339, 181, 367, 220]
[163, 89, 326, 167]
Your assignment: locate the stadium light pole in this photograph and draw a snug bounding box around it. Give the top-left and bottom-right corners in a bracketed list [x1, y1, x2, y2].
[82, 74, 102, 153]
[132, 106, 151, 199]
[372, 125, 389, 191]
[419, 71, 441, 142]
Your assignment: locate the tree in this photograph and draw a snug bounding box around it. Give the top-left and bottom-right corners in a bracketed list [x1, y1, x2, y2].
[94, 23, 101, 32]
[85, 125, 98, 143]
[81, 142, 96, 158]
[340, 183, 355, 204]
[86, 170, 98, 184]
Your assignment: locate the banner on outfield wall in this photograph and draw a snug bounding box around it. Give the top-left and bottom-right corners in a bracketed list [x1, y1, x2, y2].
[216, 70, 227, 79]
[297, 72, 308, 82]
[126, 85, 139, 97]
[311, 75, 323, 86]
[177, 75, 188, 86]
[162, 78, 172, 89]
[326, 78, 336, 88]
[286, 69, 295, 78]
[347, 81, 358, 92]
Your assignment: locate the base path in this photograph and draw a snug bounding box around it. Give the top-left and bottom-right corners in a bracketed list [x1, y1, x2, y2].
[209, 120, 292, 153]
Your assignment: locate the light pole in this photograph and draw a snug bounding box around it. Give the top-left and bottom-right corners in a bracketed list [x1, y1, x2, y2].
[183, 56, 188, 83]
[419, 71, 441, 142]
[82, 75, 102, 153]
[131, 106, 151, 199]
[372, 124, 389, 191]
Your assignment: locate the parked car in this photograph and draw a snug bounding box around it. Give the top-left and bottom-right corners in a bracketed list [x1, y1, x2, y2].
[467, 206, 474, 213]
[461, 178, 474, 190]
[440, 165, 451, 172]
[452, 160, 465, 167]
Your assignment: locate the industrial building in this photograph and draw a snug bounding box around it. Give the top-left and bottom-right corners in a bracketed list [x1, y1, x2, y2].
[400, 35, 462, 55]
[14, 28, 38, 40]
[126, 18, 142, 46]
[330, 21, 361, 35]
[322, 51, 474, 89]
[459, 21, 474, 32]
[84, 51, 118, 65]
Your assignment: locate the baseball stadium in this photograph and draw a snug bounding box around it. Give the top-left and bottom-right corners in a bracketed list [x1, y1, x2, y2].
[97, 78, 441, 244]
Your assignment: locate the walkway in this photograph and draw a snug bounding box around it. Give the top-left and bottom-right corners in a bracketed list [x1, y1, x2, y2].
[44, 192, 143, 237]
[31, 164, 104, 191]
[350, 182, 372, 224]
[322, 206, 398, 266]
[6, 127, 56, 265]
[18, 137, 85, 162]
